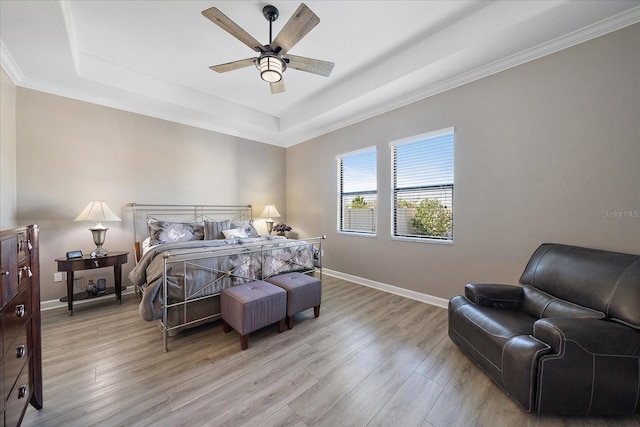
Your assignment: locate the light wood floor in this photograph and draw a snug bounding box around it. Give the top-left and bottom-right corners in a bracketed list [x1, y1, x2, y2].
[22, 276, 640, 427]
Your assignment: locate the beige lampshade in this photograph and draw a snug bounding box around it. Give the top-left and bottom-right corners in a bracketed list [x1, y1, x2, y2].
[259, 204, 281, 219]
[74, 201, 121, 226]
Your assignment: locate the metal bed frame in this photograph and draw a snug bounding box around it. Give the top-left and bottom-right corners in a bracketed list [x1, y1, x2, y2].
[130, 203, 323, 351]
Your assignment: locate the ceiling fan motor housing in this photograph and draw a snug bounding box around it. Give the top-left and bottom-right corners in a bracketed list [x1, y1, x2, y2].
[263, 5, 279, 22]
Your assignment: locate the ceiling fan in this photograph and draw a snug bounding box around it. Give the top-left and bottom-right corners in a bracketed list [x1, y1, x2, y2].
[202, 3, 334, 94]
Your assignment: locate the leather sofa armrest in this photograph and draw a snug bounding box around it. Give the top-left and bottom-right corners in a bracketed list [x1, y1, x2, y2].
[532, 317, 640, 415]
[502, 335, 551, 412]
[534, 318, 640, 355]
[464, 283, 524, 309]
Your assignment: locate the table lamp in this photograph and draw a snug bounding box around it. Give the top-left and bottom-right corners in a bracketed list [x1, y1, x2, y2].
[74, 200, 121, 257]
[259, 204, 281, 235]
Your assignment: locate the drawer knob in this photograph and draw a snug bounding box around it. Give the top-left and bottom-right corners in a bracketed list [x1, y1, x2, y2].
[16, 345, 26, 358]
[18, 385, 28, 399]
[15, 304, 25, 318]
[1, 270, 8, 276]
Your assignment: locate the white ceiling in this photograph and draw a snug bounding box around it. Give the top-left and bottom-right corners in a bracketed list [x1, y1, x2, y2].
[1, 1, 639, 147]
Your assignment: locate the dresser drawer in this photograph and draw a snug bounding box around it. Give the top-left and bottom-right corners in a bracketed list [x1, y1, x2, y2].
[3, 319, 30, 402]
[2, 287, 31, 353]
[0, 237, 18, 307]
[0, 225, 42, 421]
[15, 231, 31, 265]
[4, 360, 31, 427]
[1, 359, 5, 414]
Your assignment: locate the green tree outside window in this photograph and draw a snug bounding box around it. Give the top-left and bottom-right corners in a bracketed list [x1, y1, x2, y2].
[412, 199, 452, 237]
[350, 195, 369, 208]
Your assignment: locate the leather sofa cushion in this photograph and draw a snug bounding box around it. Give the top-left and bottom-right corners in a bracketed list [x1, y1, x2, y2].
[522, 286, 605, 319]
[452, 301, 536, 370]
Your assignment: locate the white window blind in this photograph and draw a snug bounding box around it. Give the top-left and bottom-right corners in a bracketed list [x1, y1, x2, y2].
[391, 128, 454, 242]
[337, 147, 377, 234]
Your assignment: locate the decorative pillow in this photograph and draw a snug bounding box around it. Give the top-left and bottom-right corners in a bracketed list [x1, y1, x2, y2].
[204, 219, 231, 240]
[147, 217, 205, 246]
[230, 219, 259, 238]
[222, 228, 249, 239]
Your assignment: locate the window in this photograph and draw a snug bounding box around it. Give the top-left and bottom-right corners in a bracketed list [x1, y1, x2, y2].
[391, 128, 454, 242]
[337, 147, 377, 234]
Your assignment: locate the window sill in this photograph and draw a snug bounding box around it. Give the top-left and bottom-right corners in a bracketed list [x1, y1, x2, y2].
[337, 231, 377, 238]
[391, 235, 453, 245]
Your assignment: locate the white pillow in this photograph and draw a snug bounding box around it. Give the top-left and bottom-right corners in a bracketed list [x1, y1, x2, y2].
[141, 237, 154, 256]
[222, 228, 248, 239]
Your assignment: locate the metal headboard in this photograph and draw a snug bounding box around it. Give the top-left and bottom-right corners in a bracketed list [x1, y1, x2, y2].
[131, 203, 253, 245]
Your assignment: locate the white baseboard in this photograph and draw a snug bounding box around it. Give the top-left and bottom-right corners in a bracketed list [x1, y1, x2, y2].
[41, 287, 136, 311]
[41, 272, 449, 311]
[321, 268, 449, 309]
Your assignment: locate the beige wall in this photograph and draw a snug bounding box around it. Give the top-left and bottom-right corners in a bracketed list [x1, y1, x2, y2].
[16, 90, 285, 302]
[9, 24, 640, 306]
[1, 67, 17, 229]
[287, 24, 640, 300]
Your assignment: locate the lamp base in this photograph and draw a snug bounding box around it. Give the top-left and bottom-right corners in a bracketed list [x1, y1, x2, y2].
[89, 226, 109, 257]
[90, 247, 108, 258]
[266, 219, 274, 235]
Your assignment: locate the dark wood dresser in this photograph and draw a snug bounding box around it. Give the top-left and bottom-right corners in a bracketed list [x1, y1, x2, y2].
[0, 225, 43, 426]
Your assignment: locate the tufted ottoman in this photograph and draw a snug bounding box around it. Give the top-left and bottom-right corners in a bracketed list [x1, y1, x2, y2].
[266, 272, 322, 329]
[220, 280, 286, 350]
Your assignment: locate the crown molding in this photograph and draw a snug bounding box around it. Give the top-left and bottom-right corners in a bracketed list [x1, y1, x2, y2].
[0, 40, 24, 85]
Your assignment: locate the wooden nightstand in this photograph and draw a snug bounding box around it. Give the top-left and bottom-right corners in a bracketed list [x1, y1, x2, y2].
[55, 252, 128, 315]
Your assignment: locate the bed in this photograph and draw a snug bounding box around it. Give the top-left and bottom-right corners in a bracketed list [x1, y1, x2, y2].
[128, 204, 324, 351]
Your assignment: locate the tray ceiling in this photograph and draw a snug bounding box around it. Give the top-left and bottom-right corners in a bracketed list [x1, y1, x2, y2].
[1, 1, 638, 147]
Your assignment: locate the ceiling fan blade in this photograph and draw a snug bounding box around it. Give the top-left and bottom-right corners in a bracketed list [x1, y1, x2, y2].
[270, 80, 286, 94]
[202, 7, 265, 53]
[285, 54, 334, 77]
[209, 58, 257, 73]
[271, 3, 320, 55]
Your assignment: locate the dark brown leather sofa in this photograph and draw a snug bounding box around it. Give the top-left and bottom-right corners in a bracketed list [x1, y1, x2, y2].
[448, 243, 640, 415]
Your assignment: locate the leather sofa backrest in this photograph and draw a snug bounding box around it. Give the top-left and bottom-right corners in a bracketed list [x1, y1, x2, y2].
[521, 285, 605, 319]
[520, 243, 640, 329]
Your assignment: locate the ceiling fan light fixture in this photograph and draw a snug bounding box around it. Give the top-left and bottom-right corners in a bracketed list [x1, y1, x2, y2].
[204, 3, 333, 94]
[258, 55, 284, 83]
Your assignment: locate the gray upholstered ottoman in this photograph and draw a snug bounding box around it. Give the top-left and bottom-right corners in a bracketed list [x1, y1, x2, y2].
[220, 280, 286, 350]
[266, 272, 322, 329]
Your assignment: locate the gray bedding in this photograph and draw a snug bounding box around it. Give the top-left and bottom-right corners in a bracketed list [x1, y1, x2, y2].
[129, 236, 317, 321]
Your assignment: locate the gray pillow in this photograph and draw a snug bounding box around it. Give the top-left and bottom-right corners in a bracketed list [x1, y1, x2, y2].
[230, 219, 259, 238]
[147, 217, 204, 246]
[204, 219, 231, 240]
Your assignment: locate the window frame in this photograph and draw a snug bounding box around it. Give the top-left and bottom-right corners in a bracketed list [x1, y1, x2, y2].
[390, 127, 454, 244]
[336, 146, 378, 236]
